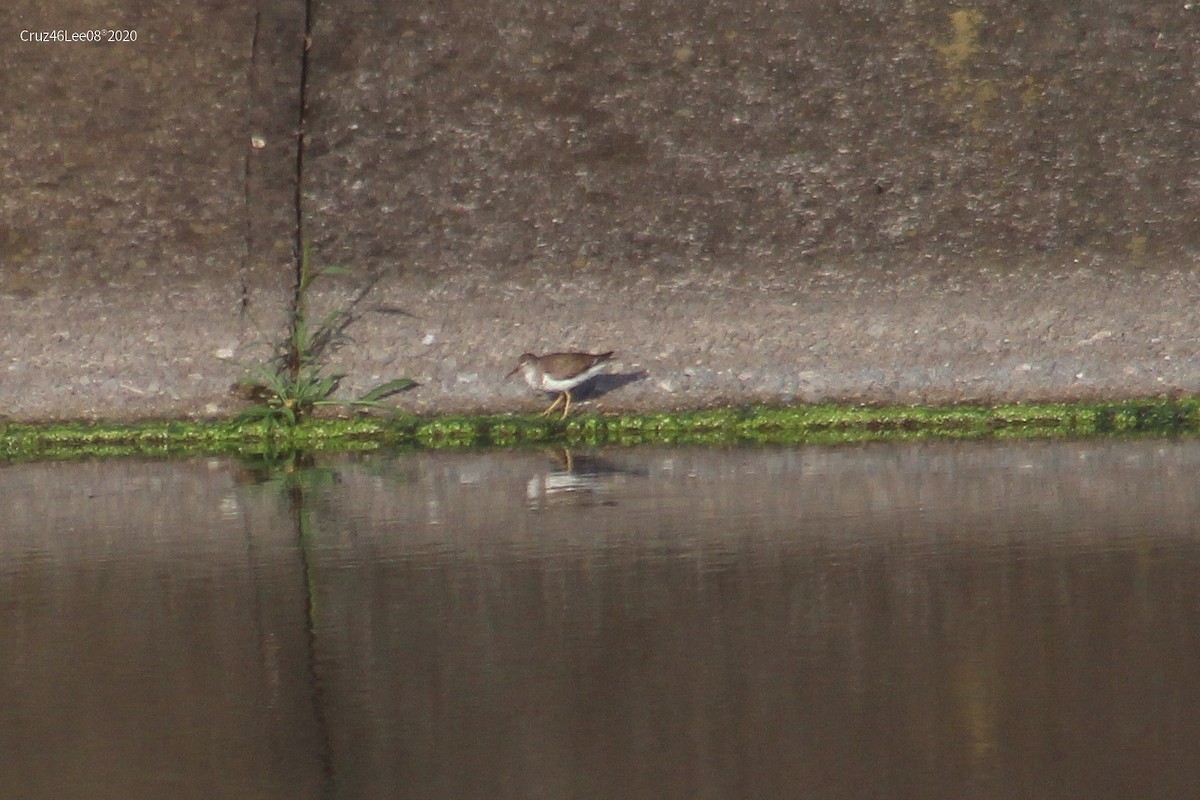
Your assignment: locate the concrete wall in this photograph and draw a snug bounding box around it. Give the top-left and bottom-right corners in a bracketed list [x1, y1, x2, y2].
[3, 1, 1198, 420]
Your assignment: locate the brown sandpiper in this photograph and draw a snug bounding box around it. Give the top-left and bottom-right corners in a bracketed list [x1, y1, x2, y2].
[507, 351, 615, 418]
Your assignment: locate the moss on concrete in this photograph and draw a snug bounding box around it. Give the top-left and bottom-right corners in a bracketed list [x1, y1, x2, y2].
[2, 399, 1199, 461]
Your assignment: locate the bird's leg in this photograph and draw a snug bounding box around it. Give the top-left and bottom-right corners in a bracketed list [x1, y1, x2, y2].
[540, 393, 565, 417]
[560, 389, 573, 419]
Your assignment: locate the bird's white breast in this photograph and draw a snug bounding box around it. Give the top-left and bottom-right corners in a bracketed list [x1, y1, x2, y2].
[522, 362, 607, 392]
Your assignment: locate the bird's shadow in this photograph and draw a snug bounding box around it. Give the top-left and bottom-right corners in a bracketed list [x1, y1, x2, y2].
[570, 369, 648, 401]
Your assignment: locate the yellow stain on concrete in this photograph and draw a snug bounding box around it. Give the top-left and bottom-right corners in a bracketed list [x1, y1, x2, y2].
[1127, 235, 1148, 260]
[936, 9, 984, 73]
[1019, 75, 1042, 107]
[934, 9, 999, 127]
[970, 82, 1000, 128]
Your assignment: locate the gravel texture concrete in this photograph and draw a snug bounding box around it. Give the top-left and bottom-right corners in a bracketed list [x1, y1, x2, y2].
[3, 1, 1198, 422]
[313, 256, 1200, 415]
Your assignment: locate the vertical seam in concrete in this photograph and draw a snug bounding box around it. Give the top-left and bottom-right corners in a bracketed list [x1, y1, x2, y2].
[291, 0, 314, 329]
[240, 10, 261, 318]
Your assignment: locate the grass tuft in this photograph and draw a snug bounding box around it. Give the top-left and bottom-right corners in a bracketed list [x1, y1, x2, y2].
[236, 242, 416, 428]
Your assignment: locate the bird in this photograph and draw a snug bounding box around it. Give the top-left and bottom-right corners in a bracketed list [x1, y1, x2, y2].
[506, 351, 615, 418]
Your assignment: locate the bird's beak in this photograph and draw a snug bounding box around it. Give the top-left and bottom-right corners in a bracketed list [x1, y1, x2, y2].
[505, 365, 520, 378]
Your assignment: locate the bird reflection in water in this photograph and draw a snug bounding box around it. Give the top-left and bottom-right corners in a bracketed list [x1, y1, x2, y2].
[524, 448, 642, 510]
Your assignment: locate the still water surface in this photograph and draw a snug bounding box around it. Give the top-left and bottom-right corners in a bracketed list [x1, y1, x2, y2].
[3, 439, 1200, 798]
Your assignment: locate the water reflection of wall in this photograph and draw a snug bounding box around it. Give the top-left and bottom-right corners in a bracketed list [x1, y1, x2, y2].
[0, 459, 323, 799]
[3, 441, 1200, 797]
[307, 441, 1200, 799]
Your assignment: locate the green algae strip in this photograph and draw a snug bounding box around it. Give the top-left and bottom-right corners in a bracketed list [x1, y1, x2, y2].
[2, 399, 1200, 461]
